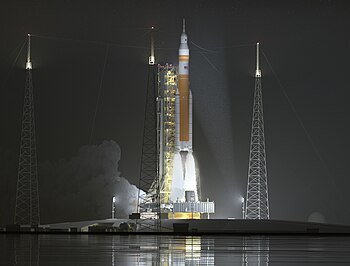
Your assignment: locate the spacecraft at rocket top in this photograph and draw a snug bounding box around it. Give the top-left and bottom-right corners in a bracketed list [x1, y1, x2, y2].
[176, 18, 192, 152]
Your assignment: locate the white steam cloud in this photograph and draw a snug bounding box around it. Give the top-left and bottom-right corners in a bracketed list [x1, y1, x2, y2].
[40, 140, 139, 223]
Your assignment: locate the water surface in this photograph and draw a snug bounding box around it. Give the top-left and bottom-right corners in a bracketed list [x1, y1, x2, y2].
[1, 234, 350, 265]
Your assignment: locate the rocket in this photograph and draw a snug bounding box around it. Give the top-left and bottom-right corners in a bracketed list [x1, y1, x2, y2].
[171, 19, 199, 203]
[175, 19, 192, 152]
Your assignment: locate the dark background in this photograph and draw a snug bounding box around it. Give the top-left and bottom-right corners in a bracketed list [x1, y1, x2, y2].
[0, 0, 349, 225]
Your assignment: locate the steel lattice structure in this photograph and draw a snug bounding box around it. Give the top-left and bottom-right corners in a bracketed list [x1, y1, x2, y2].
[14, 35, 40, 225]
[157, 64, 177, 205]
[137, 28, 161, 231]
[245, 43, 270, 220]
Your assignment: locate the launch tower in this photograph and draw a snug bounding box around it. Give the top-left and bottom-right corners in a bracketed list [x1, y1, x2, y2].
[245, 43, 270, 219]
[14, 34, 40, 225]
[157, 64, 177, 206]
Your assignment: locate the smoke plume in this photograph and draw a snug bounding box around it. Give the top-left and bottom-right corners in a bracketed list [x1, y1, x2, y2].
[40, 140, 139, 223]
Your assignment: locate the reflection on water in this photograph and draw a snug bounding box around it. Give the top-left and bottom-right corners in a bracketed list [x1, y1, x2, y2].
[1, 234, 350, 265]
[13, 234, 40, 266]
[243, 237, 269, 265]
[158, 236, 214, 265]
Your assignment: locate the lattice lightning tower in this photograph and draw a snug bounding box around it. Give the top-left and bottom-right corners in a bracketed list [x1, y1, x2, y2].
[245, 43, 270, 220]
[14, 34, 40, 225]
[137, 27, 161, 231]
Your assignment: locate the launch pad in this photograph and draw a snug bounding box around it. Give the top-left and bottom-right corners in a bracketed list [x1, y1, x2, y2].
[32, 219, 350, 234]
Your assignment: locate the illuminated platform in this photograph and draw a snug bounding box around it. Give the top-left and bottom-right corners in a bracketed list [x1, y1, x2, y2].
[168, 212, 201, 219]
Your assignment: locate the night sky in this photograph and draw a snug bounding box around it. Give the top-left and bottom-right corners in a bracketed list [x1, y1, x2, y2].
[0, 0, 350, 225]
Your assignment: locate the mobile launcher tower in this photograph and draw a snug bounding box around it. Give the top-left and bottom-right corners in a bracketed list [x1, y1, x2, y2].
[142, 20, 215, 220]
